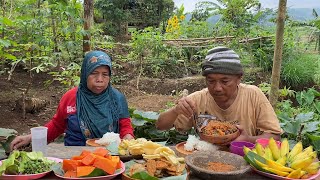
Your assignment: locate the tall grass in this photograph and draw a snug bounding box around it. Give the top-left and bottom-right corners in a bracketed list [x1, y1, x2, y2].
[281, 54, 320, 89]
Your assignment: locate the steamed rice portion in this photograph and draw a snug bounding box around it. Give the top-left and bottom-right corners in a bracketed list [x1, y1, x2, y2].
[95, 132, 121, 145]
[184, 135, 218, 152]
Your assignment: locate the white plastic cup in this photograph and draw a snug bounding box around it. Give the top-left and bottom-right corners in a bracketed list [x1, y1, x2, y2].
[31, 126, 48, 156]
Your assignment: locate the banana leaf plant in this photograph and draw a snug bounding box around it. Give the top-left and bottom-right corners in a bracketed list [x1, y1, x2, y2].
[129, 108, 192, 145]
[278, 112, 320, 154]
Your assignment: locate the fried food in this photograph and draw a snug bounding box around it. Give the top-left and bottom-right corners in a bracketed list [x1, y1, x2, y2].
[146, 160, 157, 176]
[129, 158, 186, 178]
[129, 163, 145, 176]
[202, 120, 238, 136]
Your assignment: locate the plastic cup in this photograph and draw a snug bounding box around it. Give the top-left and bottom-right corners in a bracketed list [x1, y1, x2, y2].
[31, 126, 48, 156]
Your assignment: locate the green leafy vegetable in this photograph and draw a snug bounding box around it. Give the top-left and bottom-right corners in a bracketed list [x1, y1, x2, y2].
[0, 150, 56, 175]
[132, 171, 159, 180]
[81, 168, 106, 177]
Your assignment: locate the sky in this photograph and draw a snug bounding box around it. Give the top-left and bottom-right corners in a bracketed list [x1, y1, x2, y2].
[173, 0, 320, 13]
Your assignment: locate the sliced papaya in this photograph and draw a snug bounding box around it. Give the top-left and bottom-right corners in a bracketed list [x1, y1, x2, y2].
[77, 166, 106, 177]
[62, 159, 82, 172]
[93, 148, 109, 157]
[64, 170, 77, 178]
[110, 156, 121, 169]
[93, 156, 117, 175]
[81, 153, 96, 166]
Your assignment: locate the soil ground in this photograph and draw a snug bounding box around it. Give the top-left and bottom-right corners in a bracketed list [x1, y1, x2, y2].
[0, 70, 207, 136]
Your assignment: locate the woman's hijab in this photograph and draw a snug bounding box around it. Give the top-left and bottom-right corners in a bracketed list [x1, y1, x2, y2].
[76, 51, 126, 139]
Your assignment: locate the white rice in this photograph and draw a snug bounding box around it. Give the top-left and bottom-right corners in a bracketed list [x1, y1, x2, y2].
[184, 135, 218, 152]
[195, 140, 218, 151]
[95, 132, 121, 145]
[184, 135, 199, 151]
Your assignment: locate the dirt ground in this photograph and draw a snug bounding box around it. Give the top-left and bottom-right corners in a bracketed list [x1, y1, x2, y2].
[0, 70, 207, 136]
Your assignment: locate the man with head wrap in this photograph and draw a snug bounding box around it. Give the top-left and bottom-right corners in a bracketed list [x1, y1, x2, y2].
[11, 51, 134, 149]
[156, 46, 281, 143]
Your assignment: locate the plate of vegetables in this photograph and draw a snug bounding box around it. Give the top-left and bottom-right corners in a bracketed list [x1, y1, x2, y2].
[0, 150, 61, 180]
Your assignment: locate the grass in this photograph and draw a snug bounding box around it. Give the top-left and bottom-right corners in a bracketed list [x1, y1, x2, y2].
[281, 53, 320, 89]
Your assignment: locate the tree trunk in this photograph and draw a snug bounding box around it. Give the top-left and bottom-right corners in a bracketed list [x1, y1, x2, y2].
[1, 0, 6, 39]
[83, 0, 94, 53]
[269, 0, 287, 108]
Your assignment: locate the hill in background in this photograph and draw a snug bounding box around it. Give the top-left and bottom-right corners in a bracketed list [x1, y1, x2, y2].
[186, 8, 320, 25]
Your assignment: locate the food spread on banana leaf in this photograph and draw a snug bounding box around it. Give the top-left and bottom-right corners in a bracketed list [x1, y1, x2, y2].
[123, 142, 186, 180]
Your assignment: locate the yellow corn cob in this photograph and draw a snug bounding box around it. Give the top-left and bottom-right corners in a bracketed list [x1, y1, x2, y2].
[287, 141, 303, 162]
[280, 138, 289, 157]
[290, 156, 314, 170]
[303, 162, 320, 175]
[263, 167, 289, 177]
[290, 146, 313, 163]
[269, 137, 281, 160]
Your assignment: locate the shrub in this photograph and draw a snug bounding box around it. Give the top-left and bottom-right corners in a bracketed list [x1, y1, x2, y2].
[281, 54, 318, 89]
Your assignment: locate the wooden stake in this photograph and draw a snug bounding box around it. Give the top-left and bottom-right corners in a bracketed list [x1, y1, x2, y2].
[22, 91, 26, 119]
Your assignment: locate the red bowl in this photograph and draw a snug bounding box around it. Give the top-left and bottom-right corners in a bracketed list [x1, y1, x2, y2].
[256, 138, 281, 148]
[230, 141, 255, 156]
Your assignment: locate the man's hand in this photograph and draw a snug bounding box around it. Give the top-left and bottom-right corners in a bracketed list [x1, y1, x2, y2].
[232, 125, 253, 142]
[174, 97, 197, 118]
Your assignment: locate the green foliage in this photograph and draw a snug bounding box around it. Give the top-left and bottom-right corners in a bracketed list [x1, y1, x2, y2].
[95, 0, 174, 35]
[129, 27, 181, 78]
[48, 62, 81, 87]
[277, 87, 320, 152]
[296, 88, 320, 114]
[191, 1, 220, 21]
[214, 0, 262, 36]
[281, 54, 318, 89]
[129, 108, 189, 145]
[279, 112, 320, 151]
[276, 88, 320, 118]
[258, 82, 295, 101]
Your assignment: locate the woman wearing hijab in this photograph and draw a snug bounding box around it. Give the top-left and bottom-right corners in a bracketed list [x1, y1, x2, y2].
[11, 51, 134, 148]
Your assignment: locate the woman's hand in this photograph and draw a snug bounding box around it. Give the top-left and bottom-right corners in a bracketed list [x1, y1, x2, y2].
[122, 134, 134, 140]
[10, 134, 32, 151]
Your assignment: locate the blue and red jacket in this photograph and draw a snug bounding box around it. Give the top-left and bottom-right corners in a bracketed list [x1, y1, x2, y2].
[45, 87, 134, 145]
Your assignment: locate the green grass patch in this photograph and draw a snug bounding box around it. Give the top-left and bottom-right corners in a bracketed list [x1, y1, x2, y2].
[281, 53, 320, 88]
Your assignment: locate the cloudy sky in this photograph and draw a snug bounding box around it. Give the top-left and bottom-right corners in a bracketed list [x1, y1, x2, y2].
[173, 0, 320, 13]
